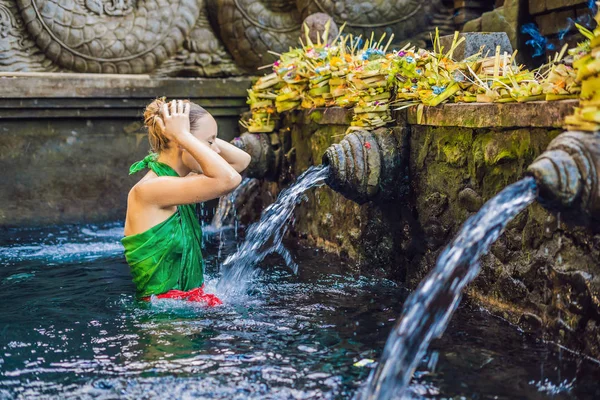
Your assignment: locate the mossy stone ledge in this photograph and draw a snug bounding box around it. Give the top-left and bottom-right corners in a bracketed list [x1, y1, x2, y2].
[239, 99, 600, 358]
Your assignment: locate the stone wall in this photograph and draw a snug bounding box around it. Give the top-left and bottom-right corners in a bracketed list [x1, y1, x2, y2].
[0, 74, 252, 227]
[528, 0, 595, 58]
[461, 0, 596, 66]
[250, 100, 600, 357]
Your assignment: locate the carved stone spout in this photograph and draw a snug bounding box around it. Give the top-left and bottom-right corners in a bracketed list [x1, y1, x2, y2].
[231, 132, 282, 180]
[322, 128, 404, 204]
[527, 131, 600, 223]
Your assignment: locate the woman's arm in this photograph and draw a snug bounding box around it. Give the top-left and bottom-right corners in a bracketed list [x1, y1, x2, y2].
[134, 100, 242, 207]
[216, 138, 251, 173]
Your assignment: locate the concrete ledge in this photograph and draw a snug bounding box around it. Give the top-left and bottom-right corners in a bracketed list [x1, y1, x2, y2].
[0, 74, 253, 98]
[290, 100, 576, 131]
[405, 100, 577, 128]
[0, 74, 253, 119]
[308, 107, 353, 125]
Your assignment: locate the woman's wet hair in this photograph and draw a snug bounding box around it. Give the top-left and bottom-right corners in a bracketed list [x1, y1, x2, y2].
[143, 97, 209, 152]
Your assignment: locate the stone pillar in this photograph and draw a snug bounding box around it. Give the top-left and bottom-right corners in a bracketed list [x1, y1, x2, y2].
[454, 0, 495, 29]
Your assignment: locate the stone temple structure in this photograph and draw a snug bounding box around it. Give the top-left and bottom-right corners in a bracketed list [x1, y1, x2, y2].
[1, 0, 599, 361]
[0, 0, 458, 76]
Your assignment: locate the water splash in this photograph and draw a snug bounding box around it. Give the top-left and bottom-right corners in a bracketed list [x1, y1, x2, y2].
[0, 223, 124, 265]
[360, 177, 538, 400]
[216, 165, 329, 298]
[211, 177, 258, 230]
[530, 378, 575, 395]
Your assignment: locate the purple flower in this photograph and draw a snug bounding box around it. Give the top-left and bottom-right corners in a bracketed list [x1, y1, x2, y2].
[398, 51, 407, 57]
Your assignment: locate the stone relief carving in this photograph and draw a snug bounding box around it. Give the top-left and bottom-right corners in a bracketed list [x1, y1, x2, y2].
[1, 0, 458, 76]
[0, 0, 60, 72]
[215, 0, 454, 72]
[1, 3, 14, 37]
[83, 0, 135, 17]
[154, 0, 243, 77]
[298, 0, 455, 48]
[15, 0, 200, 73]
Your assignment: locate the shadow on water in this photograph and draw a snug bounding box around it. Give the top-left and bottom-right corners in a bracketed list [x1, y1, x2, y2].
[0, 214, 599, 398]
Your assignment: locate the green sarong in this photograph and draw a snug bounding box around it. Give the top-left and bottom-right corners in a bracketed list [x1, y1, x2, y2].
[121, 154, 204, 298]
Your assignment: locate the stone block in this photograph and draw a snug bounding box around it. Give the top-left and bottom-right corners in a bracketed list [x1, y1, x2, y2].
[480, 7, 518, 48]
[440, 32, 513, 61]
[503, 0, 521, 25]
[454, 8, 485, 26]
[529, 0, 546, 14]
[406, 100, 577, 128]
[454, 0, 490, 8]
[463, 17, 482, 32]
[546, 0, 588, 11]
[534, 9, 576, 36]
[576, 5, 595, 19]
[308, 107, 353, 125]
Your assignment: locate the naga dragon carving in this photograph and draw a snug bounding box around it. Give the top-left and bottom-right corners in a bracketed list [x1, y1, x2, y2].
[1, 0, 456, 76]
[215, 0, 454, 71]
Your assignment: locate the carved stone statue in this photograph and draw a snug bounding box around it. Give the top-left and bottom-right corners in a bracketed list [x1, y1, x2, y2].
[214, 0, 455, 72]
[0, 0, 458, 76]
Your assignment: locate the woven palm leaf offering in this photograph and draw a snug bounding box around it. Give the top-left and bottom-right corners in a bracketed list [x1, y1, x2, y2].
[331, 40, 362, 108]
[273, 48, 307, 113]
[392, 45, 425, 104]
[327, 35, 358, 108]
[536, 42, 581, 101]
[393, 30, 467, 108]
[565, 11, 600, 131]
[329, 53, 354, 106]
[451, 56, 480, 103]
[416, 31, 464, 107]
[346, 32, 396, 132]
[302, 34, 334, 109]
[240, 73, 281, 133]
[462, 45, 539, 103]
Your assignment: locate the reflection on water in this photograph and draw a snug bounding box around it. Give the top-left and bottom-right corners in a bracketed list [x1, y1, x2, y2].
[0, 224, 599, 399]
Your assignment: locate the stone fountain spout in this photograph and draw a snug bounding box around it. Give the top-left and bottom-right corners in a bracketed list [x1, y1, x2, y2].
[321, 128, 406, 204]
[231, 132, 282, 181]
[526, 131, 600, 224]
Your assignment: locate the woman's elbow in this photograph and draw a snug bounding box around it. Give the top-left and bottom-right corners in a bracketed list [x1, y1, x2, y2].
[224, 171, 242, 192]
[240, 152, 251, 172]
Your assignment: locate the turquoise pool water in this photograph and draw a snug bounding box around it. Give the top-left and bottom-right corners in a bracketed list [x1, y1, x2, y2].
[0, 223, 599, 399]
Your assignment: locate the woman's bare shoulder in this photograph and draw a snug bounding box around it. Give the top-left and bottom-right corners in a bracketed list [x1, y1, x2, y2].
[127, 170, 158, 202]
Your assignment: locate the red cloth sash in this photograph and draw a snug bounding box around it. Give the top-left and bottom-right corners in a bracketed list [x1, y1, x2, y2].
[143, 286, 222, 307]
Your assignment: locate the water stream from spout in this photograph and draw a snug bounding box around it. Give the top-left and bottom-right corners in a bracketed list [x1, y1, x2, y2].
[211, 177, 255, 230]
[216, 165, 329, 297]
[360, 177, 538, 400]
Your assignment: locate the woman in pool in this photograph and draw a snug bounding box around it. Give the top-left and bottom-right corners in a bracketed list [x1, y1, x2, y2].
[122, 98, 251, 305]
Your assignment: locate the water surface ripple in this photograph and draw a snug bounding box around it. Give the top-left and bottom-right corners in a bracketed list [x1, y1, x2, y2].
[1, 180, 599, 399]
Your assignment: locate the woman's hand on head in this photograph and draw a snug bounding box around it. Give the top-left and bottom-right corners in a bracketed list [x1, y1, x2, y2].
[156, 100, 192, 143]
